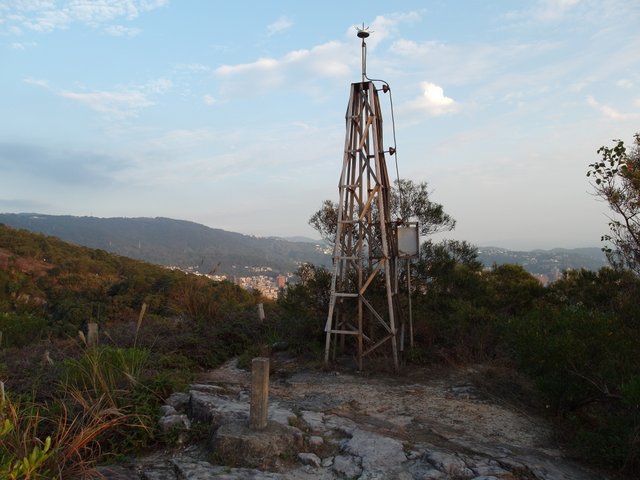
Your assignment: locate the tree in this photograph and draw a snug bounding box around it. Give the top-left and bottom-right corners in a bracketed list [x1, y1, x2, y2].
[308, 200, 338, 244]
[390, 179, 456, 235]
[309, 179, 455, 243]
[414, 239, 483, 298]
[587, 133, 640, 274]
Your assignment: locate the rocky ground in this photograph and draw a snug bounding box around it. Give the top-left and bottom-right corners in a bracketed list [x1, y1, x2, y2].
[98, 358, 607, 480]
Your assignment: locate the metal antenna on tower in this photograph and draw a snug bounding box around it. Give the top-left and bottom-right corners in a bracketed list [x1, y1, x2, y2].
[324, 27, 416, 372]
[356, 24, 370, 83]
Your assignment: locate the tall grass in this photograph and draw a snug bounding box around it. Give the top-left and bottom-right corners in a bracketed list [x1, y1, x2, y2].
[0, 336, 155, 478]
[62, 346, 150, 409]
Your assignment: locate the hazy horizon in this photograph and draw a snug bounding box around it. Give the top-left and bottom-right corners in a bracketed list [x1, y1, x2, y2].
[0, 211, 607, 252]
[1, 1, 638, 251]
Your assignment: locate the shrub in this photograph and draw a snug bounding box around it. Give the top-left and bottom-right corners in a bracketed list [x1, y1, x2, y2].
[0, 313, 48, 348]
[507, 305, 640, 474]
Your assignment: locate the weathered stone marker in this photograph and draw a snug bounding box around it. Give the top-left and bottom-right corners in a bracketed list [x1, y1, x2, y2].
[257, 303, 265, 322]
[87, 322, 99, 348]
[250, 357, 269, 430]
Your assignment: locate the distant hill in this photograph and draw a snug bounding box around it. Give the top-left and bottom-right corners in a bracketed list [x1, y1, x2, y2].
[0, 213, 609, 280]
[477, 246, 608, 280]
[0, 213, 330, 276]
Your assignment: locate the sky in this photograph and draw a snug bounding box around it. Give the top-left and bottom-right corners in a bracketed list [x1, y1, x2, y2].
[1, 0, 639, 250]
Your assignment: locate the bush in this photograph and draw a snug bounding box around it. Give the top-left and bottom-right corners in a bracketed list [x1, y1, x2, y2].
[507, 305, 640, 474]
[0, 313, 48, 348]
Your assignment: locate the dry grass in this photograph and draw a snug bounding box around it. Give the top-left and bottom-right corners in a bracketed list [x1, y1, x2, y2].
[1, 336, 154, 479]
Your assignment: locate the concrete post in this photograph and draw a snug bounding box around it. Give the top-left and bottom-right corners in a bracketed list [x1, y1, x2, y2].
[87, 322, 98, 348]
[257, 303, 265, 321]
[250, 357, 269, 430]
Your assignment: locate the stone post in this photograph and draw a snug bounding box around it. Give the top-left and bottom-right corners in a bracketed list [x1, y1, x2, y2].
[87, 322, 99, 348]
[250, 357, 269, 430]
[257, 303, 265, 321]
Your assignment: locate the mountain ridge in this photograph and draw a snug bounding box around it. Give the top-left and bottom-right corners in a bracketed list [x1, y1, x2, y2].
[0, 213, 608, 278]
[0, 213, 330, 276]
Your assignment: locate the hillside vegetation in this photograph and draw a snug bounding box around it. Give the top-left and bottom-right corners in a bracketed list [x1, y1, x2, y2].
[1, 225, 639, 478]
[0, 213, 609, 280]
[0, 213, 330, 277]
[0, 224, 269, 476]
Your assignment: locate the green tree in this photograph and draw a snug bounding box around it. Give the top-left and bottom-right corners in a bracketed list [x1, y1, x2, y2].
[587, 133, 640, 274]
[309, 179, 455, 243]
[415, 240, 483, 293]
[484, 264, 544, 316]
[275, 264, 332, 354]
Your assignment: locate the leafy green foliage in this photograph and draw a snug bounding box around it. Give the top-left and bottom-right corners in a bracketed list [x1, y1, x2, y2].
[0, 313, 48, 348]
[410, 240, 493, 361]
[275, 264, 331, 355]
[484, 264, 545, 316]
[502, 266, 640, 474]
[309, 179, 455, 243]
[587, 133, 640, 274]
[0, 224, 257, 345]
[0, 223, 270, 472]
[391, 179, 456, 235]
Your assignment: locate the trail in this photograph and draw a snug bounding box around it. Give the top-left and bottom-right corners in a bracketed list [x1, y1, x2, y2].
[99, 359, 606, 480]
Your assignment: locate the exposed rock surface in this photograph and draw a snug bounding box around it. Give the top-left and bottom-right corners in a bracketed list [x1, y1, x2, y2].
[98, 359, 607, 480]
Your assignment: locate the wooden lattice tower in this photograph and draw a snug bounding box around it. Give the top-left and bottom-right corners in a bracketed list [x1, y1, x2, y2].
[324, 29, 402, 371]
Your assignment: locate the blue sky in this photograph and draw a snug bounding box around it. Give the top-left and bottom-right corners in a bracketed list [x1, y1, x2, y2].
[1, 0, 639, 249]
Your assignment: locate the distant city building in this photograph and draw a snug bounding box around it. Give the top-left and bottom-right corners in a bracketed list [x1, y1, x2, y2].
[164, 265, 288, 300]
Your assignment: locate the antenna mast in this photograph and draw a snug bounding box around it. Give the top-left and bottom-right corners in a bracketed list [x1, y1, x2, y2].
[358, 24, 368, 83]
[324, 26, 405, 371]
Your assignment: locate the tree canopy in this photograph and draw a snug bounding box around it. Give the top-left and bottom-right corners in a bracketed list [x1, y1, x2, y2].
[309, 179, 455, 244]
[587, 133, 640, 274]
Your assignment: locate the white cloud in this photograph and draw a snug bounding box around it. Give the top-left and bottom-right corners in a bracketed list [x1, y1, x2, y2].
[174, 63, 211, 73]
[104, 24, 141, 37]
[534, 0, 580, 21]
[215, 40, 349, 89]
[9, 41, 37, 49]
[203, 94, 216, 105]
[616, 79, 634, 89]
[23, 77, 49, 87]
[216, 57, 281, 77]
[354, 11, 421, 50]
[307, 41, 349, 77]
[586, 95, 638, 120]
[503, 0, 581, 24]
[267, 15, 292, 36]
[58, 90, 154, 118]
[24, 77, 172, 119]
[146, 78, 172, 93]
[390, 38, 443, 57]
[213, 12, 422, 96]
[2, 0, 167, 34]
[402, 81, 459, 116]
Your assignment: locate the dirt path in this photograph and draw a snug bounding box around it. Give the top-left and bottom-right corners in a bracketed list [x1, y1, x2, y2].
[191, 359, 603, 480]
[101, 359, 607, 479]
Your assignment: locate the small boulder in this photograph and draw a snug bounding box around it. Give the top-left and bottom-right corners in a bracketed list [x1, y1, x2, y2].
[165, 392, 189, 412]
[160, 405, 178, 416]
[333, 455, 362, 479]
[211, 420, 301, 470]
[158, 414, 190, 433]
[308, 435, 324, 448]
[298, 452, 322, 468]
